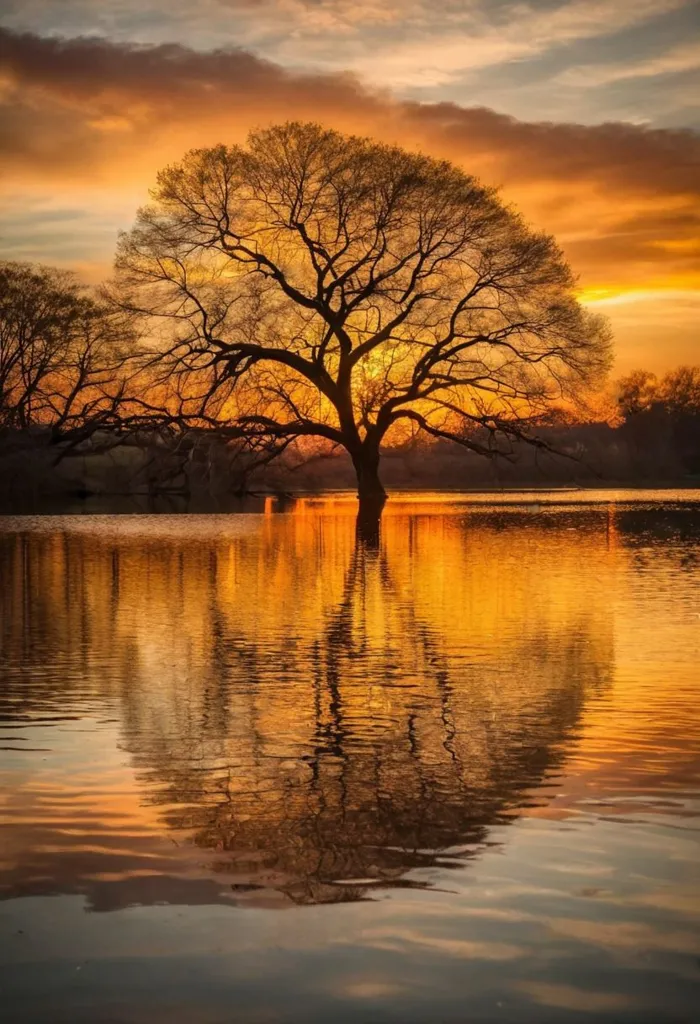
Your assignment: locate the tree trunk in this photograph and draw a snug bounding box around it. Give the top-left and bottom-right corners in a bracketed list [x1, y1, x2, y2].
[352, 448, 387, 546]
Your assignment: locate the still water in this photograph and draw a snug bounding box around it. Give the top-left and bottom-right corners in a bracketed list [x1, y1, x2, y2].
[0, 491, 698, 1023]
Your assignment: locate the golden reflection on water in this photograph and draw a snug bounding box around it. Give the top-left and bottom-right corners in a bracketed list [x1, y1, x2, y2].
[1, 498, 698, 916]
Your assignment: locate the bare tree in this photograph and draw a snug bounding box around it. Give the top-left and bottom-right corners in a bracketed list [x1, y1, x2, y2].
[0, 261, 134, 467]
[116, 122, 612, 535]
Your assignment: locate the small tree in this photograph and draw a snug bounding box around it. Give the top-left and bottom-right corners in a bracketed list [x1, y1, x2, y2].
[116, 122, 612, 535]
[617, 369, 659, 419]
[0, 261, 133, 466]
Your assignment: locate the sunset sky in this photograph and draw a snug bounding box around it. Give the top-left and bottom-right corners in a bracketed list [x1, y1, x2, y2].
[1, 0, 698, 374]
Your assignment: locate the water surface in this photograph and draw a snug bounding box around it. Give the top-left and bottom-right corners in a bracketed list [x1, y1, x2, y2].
[1, 491, 699, 1022]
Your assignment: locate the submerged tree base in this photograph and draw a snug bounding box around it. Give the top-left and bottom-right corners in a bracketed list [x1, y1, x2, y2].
[356, 489, 387, 547]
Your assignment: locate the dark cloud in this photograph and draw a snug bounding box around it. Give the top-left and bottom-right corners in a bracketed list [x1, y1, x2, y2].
[2, 27, 697, 190]
[0, 26, 377, 125]
[0, 27, 392, 184]
[404, 101, 700, 195]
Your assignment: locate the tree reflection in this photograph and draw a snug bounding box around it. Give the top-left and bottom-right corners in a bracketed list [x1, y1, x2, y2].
[0, 508, 616, 908]
[126, 535, 609, 904]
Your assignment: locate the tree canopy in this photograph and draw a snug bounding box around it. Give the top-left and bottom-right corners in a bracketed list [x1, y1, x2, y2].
[115, 122, 612, 531]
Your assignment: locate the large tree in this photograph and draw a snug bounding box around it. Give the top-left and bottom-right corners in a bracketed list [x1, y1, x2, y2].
[116, 122, 612, 533]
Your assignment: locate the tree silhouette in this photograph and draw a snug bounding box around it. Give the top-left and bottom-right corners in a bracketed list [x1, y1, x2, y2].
[617, 364, 700, 476]
[0, 261, 133, 464]
[116, 122, 611, 536]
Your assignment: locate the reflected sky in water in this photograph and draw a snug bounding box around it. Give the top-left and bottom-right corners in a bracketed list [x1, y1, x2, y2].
[0, 492, 699, 1023]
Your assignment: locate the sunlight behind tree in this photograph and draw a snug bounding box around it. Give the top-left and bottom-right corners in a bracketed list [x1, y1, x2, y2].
[115, 122, 613, 535]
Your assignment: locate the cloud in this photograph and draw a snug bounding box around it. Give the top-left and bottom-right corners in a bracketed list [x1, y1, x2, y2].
[0, 27, 698, 372]
[326, 0, 692, 88]
[3, 2, 698, 126]
[557, 40, 700, 88]
[2, 27, 697, 195]
[0, 27, 383, 177]
[3, 2, 692, 78]
[517, 981, 635, 1013]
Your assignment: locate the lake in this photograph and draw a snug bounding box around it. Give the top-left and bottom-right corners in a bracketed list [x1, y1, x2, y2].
[1, 491, 699, 1023]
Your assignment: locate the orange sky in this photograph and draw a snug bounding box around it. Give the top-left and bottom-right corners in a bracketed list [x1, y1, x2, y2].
[0, 9, 698, 375]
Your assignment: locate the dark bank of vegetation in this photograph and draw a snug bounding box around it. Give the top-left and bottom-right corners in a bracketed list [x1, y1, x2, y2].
[1, 124, 698, 515]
